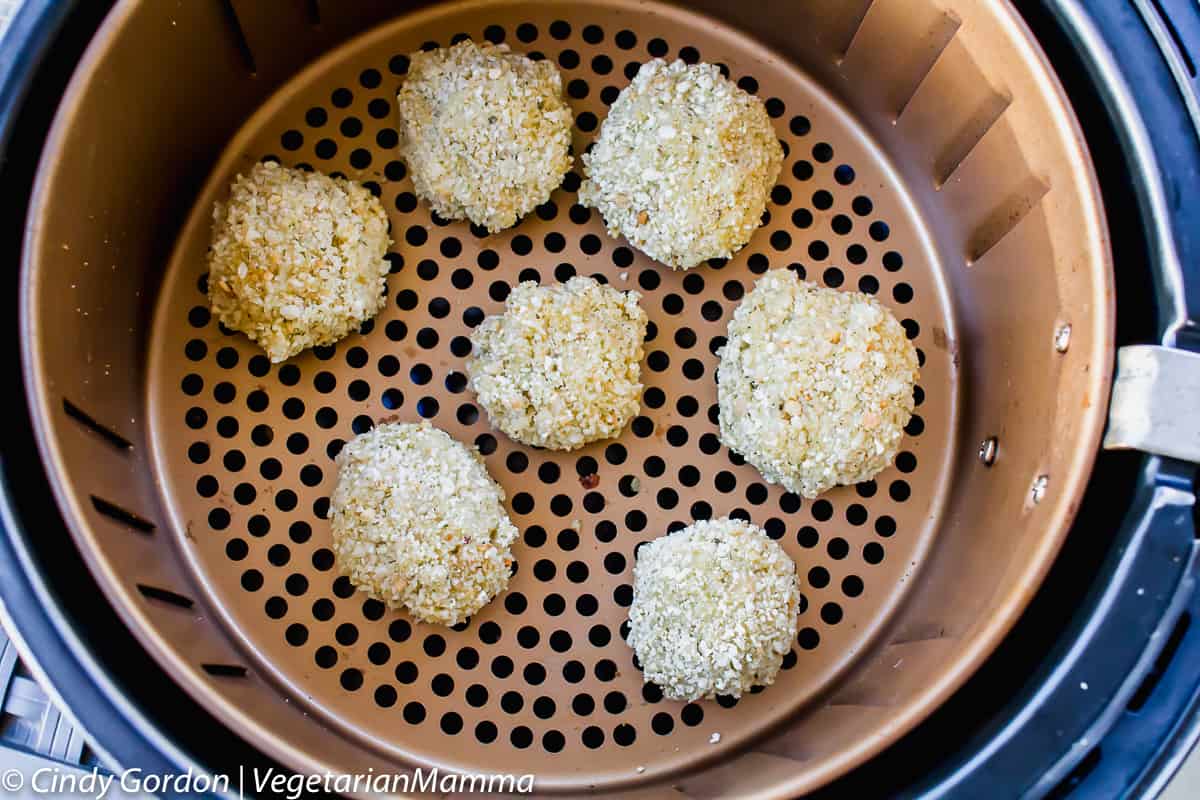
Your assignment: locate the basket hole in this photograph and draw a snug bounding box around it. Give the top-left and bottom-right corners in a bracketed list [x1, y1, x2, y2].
[495, 690, 523, 715]
[226, 539, 248, 561]
[332, 576, 355, 598]
[1128, 612, 1191, 712]
[524, 662, 547, 685]
[223, 449, 246, 472]
[875, 515, 897, 537]
[282, 573, 308, 597]
[478, 621, 501, 645]
[218, 0, 256, 73]
[507, 590, 531, 612]
[285, 623, 309, 647]
[431, 673, 455, 697]
[542, 730, 566, 753]
[63, 399, 133, 450]
[369, 685, 396, 708]
[613, 724, 636, 747]
[201, 663, 248, 678]
[309, 646, 336, 670]
[1045, 746, 1102, 800]
[423, 634, 446, 657]
[808, 566, 830, 588]
[464, 720, 494, 744]
[560, 524, 584, 548]
[403, 701, 426, 725]
[137, 584, 194, 609]
[533, 696, 557, 720]
[440, 712, 464, 735]
[827, 538, 849, 559]
[580, 725, 605, 749]
[518, 626, 541, 649]
[91, 496, 155, 534]
[821, 602, 844, 625]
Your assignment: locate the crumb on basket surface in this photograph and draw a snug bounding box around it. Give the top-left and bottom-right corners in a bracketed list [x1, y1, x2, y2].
[467, 275, 648, 450]
[207, 161, 390, 363]
[328, 421, 518, 627]
[627, 517, 800, 701]
[579, 59, 783, 269]
[717, 270, 919, 498]
[396, 39, 573, 233]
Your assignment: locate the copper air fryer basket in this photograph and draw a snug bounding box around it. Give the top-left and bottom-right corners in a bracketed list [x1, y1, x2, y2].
[19, 0, 1113, 795]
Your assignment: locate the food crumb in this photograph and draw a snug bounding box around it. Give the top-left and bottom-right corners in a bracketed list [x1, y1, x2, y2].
[710, 732, 721, 744]
[635, 766, 645, 774]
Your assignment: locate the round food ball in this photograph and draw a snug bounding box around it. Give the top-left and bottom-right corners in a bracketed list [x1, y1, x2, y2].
[579, 59, 783, 269]
[207, 161, 390, 363]
[627, 518, 800, 701]
[329, 421, 518, 626]
[718, 270, 920, 498]
[396, 39, 573, 233]
[467, 276, 648, 450]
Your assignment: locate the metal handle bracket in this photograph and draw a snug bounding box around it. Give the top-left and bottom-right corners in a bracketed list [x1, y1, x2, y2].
[1105, 344, 1200, 462]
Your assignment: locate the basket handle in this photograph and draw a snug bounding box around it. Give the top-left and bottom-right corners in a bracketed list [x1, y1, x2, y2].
[1104, 345, 1200, 463]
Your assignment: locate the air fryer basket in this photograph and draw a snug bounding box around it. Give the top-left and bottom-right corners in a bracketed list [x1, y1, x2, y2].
[20, 0, 1113, 795]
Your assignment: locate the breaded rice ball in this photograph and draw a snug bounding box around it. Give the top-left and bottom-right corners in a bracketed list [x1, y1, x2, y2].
[627, 518, 800, 701]
[207, 161, 390, 363]
[718, 270, 920, 498]
[579, 59, 783, 269]
[467, 276, 648, 450]
[396, 39, 573, 233]
[328, 422, 518, 626]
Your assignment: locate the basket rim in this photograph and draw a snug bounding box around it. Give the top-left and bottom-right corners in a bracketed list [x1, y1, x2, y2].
[16, 0, 1115, 795]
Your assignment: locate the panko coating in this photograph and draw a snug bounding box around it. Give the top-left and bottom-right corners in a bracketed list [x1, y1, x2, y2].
[467, 276, 648, 450]
[207, 161, 391, 363]
[328, 422, 518, 626]
[627, 518, 800, 700]
[718, 270, 919, 498]
[396, 39, 573, 233]
[579, 59, 783, 269]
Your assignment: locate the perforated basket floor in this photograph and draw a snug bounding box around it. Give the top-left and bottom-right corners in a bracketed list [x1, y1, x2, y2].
[146, 0, 956, 788]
